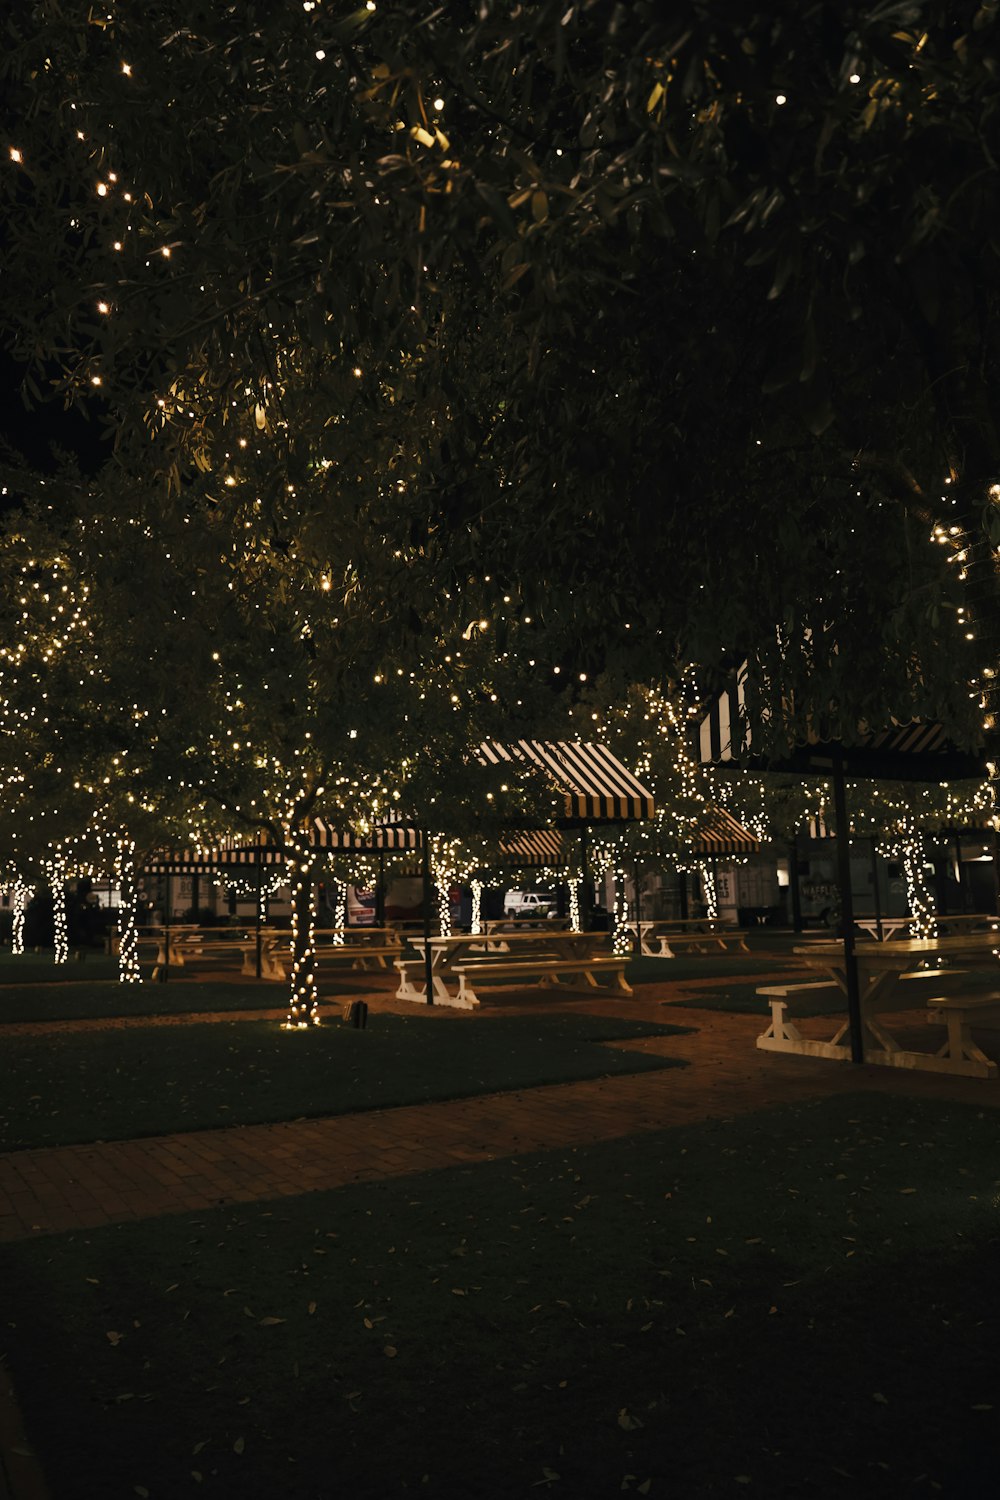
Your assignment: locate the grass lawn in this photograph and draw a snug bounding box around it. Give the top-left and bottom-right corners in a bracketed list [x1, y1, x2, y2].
[0, 1013, 689, 1151]
[0, 977, 292, 1024]
[0, 949, 124, 983]
[2, 1092, 998, 1498]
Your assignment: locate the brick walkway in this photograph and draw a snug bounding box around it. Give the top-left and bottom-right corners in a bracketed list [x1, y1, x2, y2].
[3, 978, 998, 1245]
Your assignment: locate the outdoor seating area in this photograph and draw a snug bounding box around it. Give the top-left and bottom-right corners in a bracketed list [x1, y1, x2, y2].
[755, 934, 1000, 1078]
[5, 11, 1000, 1498]
[626, 917, 750, 958]
[395, 929, 630, 1008]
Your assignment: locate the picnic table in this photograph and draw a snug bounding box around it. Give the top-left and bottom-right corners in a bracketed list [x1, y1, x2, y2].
[854, 913, 1000, 941]
[143, 926, 287, 981]
[755, 935, 1000, 1078]
[478, 917, 573, 938]
[261, 925, 403, 978]
[854, 917, 912, 941]
[625, 918, 750, 958]
[395, 929, 631, 1009]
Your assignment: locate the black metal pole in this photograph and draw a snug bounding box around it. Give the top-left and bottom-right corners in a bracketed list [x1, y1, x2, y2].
[832, 758, 863, 1064]
[579, 826, 590, 931]
[376, 851, 386, 926]
[421, 834, 434, 1005]
[678, 867, 689, 923]
[255, 858, 263, 979]
[953, 832, 970, 912]
[163, 872, 171, 982]
[788, 840, 803, 932]
[869, 837, 883, 941]
[633, 858, 643, 956]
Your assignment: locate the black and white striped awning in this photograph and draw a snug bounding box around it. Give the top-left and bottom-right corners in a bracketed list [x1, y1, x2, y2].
[477, 740, 654, 821]
[497, 829, 567, 866]
[697, 671, 984, 781]
[143, 842, 283, 875]
[692, 806, 760, 856]
[307, 817, 424, 851]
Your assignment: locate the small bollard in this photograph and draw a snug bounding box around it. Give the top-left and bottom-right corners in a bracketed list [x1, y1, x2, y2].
[342, 1000, 369, 1029]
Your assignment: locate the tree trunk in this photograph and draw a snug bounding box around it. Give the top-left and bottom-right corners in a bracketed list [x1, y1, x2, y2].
[285, 838, 320, 1027]
[116, 836, 143, 984]
[50, 856, 69, 963]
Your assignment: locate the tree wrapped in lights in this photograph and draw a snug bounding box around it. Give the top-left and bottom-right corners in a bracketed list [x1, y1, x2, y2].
[10, 878, 31, 955]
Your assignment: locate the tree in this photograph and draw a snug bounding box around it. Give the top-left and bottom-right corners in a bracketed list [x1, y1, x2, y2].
[2, 2, 996, 807]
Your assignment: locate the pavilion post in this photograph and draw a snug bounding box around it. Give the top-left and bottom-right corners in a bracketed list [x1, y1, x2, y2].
[421, 833, 434, 1005]
[869, 837, 883, 941]
[678, 867, 689, 923]
[254, 858, 263, 979]
[953, 832, 970, 912]
[832, 757, 863, 1064]
[162, 872, 171, 982]
[579, 825, 591, 930]
[788, 840, 804, 932]
[633, 858, 643, 956]
[375, 851, 386, 926]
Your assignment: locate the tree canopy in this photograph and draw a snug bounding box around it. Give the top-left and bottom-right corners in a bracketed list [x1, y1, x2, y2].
[2, 0, 998, 788]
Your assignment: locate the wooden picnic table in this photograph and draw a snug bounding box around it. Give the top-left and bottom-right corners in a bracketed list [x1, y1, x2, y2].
[756, 935, 1000, 1078]
[854, 913, 1000, 941]
[141, 926, 288, 981]
[625, 918, 750, 958]
[261, 925, 404, 978]
[396, 928, 629, 1009]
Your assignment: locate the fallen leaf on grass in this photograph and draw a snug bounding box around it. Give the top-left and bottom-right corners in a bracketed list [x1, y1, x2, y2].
[972, 1404, 993, 1411]
[258, 1316, 285, 1326]
[106, 1331, 123, 1346]
[873, 1392, 888, 1404]
[899, 1188, 916, 1195]
[384, 1345, 398, 1358]
[618, 1409, 644, 1431]
[308, 1301, 317, 1315]
[233, 1436, 245, 1454]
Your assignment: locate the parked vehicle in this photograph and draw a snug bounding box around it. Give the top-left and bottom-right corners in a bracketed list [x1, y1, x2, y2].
[503, 889, 556, 919]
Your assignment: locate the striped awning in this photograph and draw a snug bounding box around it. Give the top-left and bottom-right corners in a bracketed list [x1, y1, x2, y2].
[692, 805, 760, 856]
[307, 817, 424, 851]
[497, 829, 567, 866]
[697, 671, 984, 781]
[143, 842, 282, 876]
[477, 740, 654, 821]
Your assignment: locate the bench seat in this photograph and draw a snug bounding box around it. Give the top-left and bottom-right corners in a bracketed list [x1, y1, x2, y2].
[654, 930, 750, 957]
[452, 955, 632, 1007]
[755, 974, 1000, 1077]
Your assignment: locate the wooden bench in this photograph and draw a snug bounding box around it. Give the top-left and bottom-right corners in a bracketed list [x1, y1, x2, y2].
[263, 939, 402, 979]
[755, 972, 1000, 1077]
[152, 934, 282, 980]
[926, 991, 1000, 1078]
[451, 954, 632, 1008]
[657, 929, 750, 957]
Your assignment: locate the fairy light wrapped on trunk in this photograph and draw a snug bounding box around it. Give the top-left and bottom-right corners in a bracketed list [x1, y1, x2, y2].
[46, 850, 69, 963]
[11, 880, 30, 955]
[114, 834, 143, 983]
[284, 832, 321, 1028]
[470, 879, 483, 935]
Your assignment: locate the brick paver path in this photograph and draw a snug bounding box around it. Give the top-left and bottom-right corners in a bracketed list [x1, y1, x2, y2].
[3, 981, 998, 1244]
